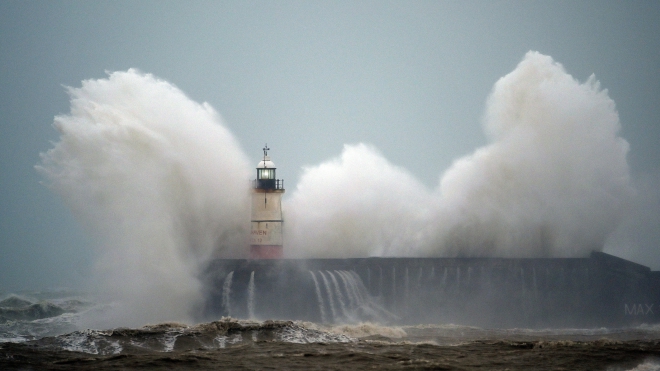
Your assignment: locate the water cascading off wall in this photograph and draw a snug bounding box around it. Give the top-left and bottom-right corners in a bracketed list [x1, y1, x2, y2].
[215, 267, 392, 323]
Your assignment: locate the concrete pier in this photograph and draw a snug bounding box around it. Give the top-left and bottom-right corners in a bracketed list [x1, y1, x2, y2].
[204, 252, 660, 327]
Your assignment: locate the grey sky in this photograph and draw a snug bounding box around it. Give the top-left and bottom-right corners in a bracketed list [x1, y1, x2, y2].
[1, 1, 659, 290]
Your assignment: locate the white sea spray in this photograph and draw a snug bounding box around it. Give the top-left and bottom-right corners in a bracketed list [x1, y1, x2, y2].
[286, 52, 631, 258]
[38, 70, 250, 328]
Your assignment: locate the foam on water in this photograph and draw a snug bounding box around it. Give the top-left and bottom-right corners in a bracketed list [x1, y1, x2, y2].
[161, 330, 183, 352]
[320, 322, 407, 339]
[23, 319, 359, 354]
[5, 314, 660, 371]
[619, 360, 660, 371]
[278, 323, 354, 344]
[0, 292, 100, 343]
[213, 333, 243, 349]
[55, 329, 122, 355]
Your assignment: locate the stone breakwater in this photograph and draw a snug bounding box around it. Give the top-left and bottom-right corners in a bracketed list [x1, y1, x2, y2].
[204, 252, 660, 327]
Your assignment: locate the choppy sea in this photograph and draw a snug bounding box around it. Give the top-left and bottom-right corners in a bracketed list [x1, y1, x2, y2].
[2, 290, 660, 370]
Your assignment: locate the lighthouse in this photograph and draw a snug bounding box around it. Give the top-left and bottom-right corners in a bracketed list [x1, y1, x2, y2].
[250, 145, 285, 259]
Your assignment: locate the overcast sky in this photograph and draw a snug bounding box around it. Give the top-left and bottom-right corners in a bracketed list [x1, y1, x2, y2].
[1, 1, 659, 291]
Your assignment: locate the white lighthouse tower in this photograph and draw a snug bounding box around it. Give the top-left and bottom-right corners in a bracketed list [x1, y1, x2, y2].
[250, 145, 285, 259]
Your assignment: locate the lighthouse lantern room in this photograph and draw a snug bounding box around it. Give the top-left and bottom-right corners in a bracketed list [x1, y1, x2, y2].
[250, 145, 285, 259]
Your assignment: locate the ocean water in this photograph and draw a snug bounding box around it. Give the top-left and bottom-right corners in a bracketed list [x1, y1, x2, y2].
[2, 291, 660, 370]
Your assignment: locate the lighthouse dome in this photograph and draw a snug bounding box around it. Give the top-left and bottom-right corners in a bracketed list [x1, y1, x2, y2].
[257, 155, 275, 169]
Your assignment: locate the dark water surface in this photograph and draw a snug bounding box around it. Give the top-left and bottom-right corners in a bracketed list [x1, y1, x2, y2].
[3, 319, 660, 370]
[2, 292, 660, 370]
[3, 337, 660, 370]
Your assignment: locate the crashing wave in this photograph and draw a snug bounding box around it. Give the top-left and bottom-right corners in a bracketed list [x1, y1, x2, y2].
[0, 302, 65, 323]
[25, 319, 355, 355]
[0, 295, 34, 309]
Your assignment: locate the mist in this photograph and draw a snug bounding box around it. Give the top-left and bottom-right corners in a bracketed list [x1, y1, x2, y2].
[37, 70, 250, 327]
[38, 52, 632, 326]
[285, 143, 431, 258]
[287, 52, 632, 258]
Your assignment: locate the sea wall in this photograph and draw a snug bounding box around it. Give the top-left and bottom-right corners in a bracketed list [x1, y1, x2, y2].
[203, 252, 660, 327]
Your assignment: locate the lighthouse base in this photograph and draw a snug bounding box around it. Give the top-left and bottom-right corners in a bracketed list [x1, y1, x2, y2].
[250, 245, 283, 259]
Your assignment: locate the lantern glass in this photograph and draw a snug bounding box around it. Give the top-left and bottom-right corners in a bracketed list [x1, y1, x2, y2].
[259, 168, 274, 179]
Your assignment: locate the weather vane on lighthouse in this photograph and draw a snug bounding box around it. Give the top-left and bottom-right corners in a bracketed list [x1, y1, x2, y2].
[250, 144, 285, 259]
